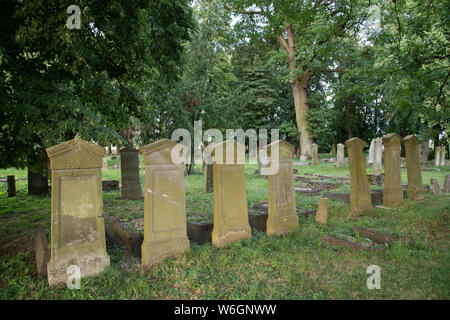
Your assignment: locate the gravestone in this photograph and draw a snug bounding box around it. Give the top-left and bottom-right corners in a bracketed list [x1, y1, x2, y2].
[443, 174, 450, 193]
[204, 151, 213, 193]
[335, 143, 345, 168]
[7, 175, 15, 197]
[434, 146, 441, 167]
[264, 140, 298, 236]
[211, 140, 251, 247]
[119, 146, 143, 200]
[345, 137, 372, 218]
[382, 133, 404, 207]
[311, 144, 319, 166]
[429, 178, 441, 195]
[367, 139, 375, 166]
[373, 138, 383, 174]
[45, 139, 110, 286]
[315, 198, 328, 225]
[440, 146, 447, 167]
[140, 139, 190, 265]
[403, 135, 424, 201]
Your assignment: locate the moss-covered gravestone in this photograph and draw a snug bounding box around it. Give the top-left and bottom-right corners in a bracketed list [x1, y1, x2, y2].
[46, 139, 110, 286]
[403, 135, 424, 201]
[140, 139, 190, 265]
[119, 146, 143, 200]
[345, 137, 372, 218]
[382, 133, 403, 207]
[311, 144, 319, 166]
[264, 140, 298, 236]
[211, 140, 251, 247]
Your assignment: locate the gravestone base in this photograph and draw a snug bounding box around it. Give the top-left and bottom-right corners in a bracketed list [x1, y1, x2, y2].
[47, 244, 110, 286]
[141, 238, 190, 265]
[267, 215, 299, 236]
[187, 221, 213, 244]
[212, 225, 251, 248]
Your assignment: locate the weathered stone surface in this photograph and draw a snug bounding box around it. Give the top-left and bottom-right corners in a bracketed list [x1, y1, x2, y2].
[7, 175, 15, 197]
[35, 227, 50, 279]
[335, 143, 345, 168]
[403, 135, 424, 201]
[429, 178, 442, 195]
[264, 140, 298, 236]
[140, 139, 190, 264]
[440, 146, 447, 167]
[345, 137, 372, 218]
[311, 144, 319, 166]
[315, 198, 328, 225]
[373, 138, 383, 174]
[444, 174, 450, 193]
[211, 140, 251, 247]
[102, 180, 119, 191]
[105, 216, 143, 257]
[434, 146, 441, 167]
[367, 139, 375, 166]
[204, 151, 213, 193]
[119, 146, 143, 200]
[382, 133, 404, 207]
[353, 226, 398, 245]
[186, 221, 213, 244]
[46, 138, 110, 286]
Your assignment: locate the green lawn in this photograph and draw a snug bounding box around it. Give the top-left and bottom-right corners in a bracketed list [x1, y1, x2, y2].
[0, 156, 449, 299]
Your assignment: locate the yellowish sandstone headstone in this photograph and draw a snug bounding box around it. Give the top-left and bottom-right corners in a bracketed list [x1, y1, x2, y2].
[211, 140, 251, 247]
[315, 198, 329, 225]
[264, 140, 298, 236]
[403, 135, 424, 201]
[382, 133, 404, 207]
[345, 137, 372, 218]
[46, 139, 110, 286]
[311, 144, 319, 166]
[140, 139, 190, 265]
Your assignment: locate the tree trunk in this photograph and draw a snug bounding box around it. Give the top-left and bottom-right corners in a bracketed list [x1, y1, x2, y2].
[292, 79, 313, 158]
[421, 139, 429, 167]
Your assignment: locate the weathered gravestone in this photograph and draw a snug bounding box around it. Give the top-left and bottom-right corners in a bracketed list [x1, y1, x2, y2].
[403, 135, 424, 201]
[119, 146, 143, 200]
[434, 146, 441, 167]
[382, 133, 404, 207]
[373, 138, 383, 174]
[264, 140, 298, 236]
[315, 198, 328, 225]
[45, 139, 110, 286]
[440, 146, 447, 167]
[140, 139, 190, 265]
[345, 137, 372, 218]
[367, 139, 375, 166]
[429, 178, 441, 195]
[311, 144, 319, 166]
[211, 140, 251, 247]
[7, 175, 15, 197]
[443, 174, 450, 193]
[335, 143, 345, 168]
[204, 151, 213, 193]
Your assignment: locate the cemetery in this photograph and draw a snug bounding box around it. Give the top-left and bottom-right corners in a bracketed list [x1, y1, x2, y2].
[1, 0, 449, 302]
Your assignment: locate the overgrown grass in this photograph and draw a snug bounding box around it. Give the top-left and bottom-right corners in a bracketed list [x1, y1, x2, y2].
[0, 157, 449, 299]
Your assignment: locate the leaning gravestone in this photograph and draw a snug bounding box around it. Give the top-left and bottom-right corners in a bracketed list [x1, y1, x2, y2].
[434, 146, 441, 167]
[140, 139, 190, 265]
[382, 133, 404, 207]
[373, 138, 383, 174]
[345, 137, 372, 218]
[119, 146, 143, 200]
[367, 139, 375, 166]
[311, 144, 319, 166]
[211, 140, 251, 247]
[440, 146, 447, 167]
[45, 139, 110, 286]
[264, 140, 298, 236]
[403, 135, 424, 201]
[335, 143, 345, 168]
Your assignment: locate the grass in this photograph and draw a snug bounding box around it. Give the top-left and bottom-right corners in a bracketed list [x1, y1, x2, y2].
[0, 155, 449, 299]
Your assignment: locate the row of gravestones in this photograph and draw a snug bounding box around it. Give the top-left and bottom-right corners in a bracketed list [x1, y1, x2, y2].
[434, 146, 448, 167]
[44, 138, 299, 286]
